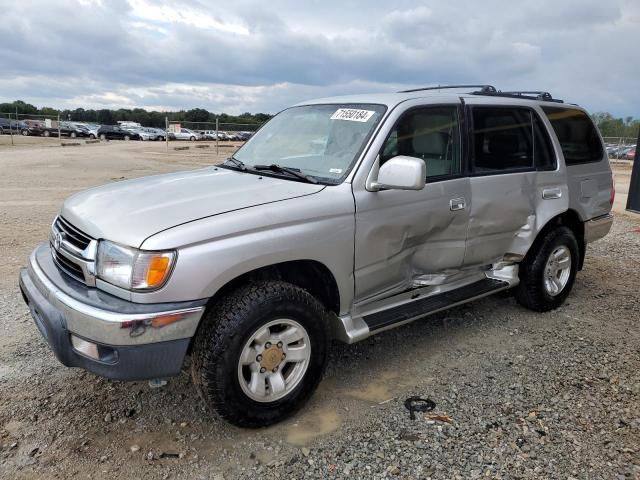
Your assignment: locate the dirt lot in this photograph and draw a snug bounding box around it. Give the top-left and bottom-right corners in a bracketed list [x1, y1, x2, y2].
[0, 138, 639, 479]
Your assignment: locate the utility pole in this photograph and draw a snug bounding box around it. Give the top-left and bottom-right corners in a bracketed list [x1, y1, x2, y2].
[165, 116, 169, 150]
[215, 117, 219, 157]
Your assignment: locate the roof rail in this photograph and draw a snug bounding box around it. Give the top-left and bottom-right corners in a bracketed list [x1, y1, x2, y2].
[398, 84, 497, 93]
[471, 90, 564, 103]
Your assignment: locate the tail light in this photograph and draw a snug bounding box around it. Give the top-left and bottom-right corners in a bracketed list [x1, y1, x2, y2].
[610, 172, 616, 206]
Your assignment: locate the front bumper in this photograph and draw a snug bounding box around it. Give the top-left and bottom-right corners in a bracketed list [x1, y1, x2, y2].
[584, 213, 614, 243]
[19, 243, 207, 380]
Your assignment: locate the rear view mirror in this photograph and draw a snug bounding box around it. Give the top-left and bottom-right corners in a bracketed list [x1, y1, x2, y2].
[370, 156, 426, 191]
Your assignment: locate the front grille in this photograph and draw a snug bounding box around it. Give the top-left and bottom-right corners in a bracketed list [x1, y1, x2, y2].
[50, 216, 96, 286]
[52, 249, 85, 282]
[55, 216, 92, 251]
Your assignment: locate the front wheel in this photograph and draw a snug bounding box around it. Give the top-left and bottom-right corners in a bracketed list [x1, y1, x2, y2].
[191, 281, 329, 428]
[89, 134, 96, 139]
[515, 226, 579, 312]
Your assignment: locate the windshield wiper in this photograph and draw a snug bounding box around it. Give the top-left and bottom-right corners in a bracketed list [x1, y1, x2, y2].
[253, 164, 319, 184]
[224, 155, 247, 171]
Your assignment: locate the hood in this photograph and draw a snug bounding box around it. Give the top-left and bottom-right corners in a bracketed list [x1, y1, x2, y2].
[61, 167, 325, 247]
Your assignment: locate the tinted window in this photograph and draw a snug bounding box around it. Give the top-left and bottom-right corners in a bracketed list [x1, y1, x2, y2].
[542, 107, 603, 165]
[471, 107, 535, 172]
[380, 106, 461, 178]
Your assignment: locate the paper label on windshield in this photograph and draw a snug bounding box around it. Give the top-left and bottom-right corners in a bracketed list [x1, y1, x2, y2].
[330, 108, 375, 122]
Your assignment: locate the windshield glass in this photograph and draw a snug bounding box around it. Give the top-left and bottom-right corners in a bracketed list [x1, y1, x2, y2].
[233, 104, 386, 182]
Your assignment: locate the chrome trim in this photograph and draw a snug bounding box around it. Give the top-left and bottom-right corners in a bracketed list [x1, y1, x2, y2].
[584, 213, 614, 243]
[50, 216, 98, 286]
[28, 248, 204, 346]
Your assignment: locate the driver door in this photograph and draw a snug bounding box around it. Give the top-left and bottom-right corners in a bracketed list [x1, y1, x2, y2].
[352, 103, 471, 304]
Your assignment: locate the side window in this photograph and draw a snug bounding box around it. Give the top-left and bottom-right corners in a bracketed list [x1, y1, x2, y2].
[542, 107, 604, 165]
[471, 107, 535, 172]
[380, 106, 461, 178]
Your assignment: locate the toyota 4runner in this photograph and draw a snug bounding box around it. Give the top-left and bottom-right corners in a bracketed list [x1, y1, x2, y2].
[19, 85, 614, 427]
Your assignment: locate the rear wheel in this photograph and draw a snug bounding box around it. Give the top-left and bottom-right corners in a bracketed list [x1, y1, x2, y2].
[99, 134, 106, 140]
[124, 135, 130, 141]
[190, 136, 196, 141]
[191, 281, 329, 427]
[89, 134, 96, 139]
[515, 226, 579, 312]
[70, 132, 77, 138]
[43, 130, 51, 137]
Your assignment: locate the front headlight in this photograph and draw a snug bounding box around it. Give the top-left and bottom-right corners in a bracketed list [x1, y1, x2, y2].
[97, 240, 176, 291]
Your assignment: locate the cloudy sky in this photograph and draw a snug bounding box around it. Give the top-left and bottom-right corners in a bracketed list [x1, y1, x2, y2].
[1, 0, 638, 116]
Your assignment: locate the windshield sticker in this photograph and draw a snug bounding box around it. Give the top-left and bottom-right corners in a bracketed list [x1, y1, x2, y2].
[329, 168, 343, 174]
[330, 108, 375, 122]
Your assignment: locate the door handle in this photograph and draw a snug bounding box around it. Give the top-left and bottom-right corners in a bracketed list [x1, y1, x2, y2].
[542, 188, 562, 200]
[449, 198, 466, 211]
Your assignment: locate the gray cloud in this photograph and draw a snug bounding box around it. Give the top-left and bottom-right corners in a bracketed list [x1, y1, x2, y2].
[0, 0, 638, 116]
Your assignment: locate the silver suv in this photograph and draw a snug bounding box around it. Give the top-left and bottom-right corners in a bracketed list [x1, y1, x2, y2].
[19, 85, 614, 427]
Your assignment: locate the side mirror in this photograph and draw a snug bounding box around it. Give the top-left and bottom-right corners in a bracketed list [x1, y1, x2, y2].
[370, 156, 426, 191]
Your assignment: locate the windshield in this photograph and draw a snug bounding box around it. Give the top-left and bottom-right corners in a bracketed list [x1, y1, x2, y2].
[233, 103, 386, 182]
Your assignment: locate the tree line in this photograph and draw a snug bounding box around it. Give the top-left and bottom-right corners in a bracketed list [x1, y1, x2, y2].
[591, 112, 639, 140]
[1, 100, 637, 139]
[0, 100, 272, 128]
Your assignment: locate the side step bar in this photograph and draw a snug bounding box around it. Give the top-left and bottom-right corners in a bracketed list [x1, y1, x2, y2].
[333, 265, 518, 344]
[363, 278, 508, 331]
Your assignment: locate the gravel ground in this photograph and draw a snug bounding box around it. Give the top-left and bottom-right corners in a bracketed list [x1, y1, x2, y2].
[0, 141, 638, 479]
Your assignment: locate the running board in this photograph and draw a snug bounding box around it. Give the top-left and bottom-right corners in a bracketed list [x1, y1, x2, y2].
[333, 265, 518, 344]
[364, 278, 507, 331]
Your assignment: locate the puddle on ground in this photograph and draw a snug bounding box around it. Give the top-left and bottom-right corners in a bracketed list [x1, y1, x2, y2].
[283, 408, 341, 446]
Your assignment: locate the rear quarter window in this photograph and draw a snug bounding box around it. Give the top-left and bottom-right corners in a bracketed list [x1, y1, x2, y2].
[542, 107, 604, 165]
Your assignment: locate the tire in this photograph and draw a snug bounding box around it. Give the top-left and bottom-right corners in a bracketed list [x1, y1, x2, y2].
[70, 132, 76, 138]
[43, 130, 51, 137]
[190, 136, 196, 141]
[99, 134, 106, 140]
[89, 134, 96, 139]
[191, 281, 329, 428]
[515, 226, 579, 312]
[124, 135, 130, 141]
[21, 129, 29, 136]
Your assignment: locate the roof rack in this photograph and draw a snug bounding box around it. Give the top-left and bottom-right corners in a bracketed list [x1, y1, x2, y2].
[398, 84, 497, 93]
[397, 84, 564, 103]
[471, 90, 564, 103]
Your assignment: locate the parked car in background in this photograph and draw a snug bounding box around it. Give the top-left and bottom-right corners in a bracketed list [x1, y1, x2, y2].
[141, 127, 166, 141]
[21, 119, 46, 136]
[171, 128, 201, 141]
[0, 118, 29, 135]
[624, 147, 636, 160]
[97, 125, 141, 141]
[238, 131, 253, 141]
[41, 122, 89, 138]
[123, 127, 154, 141]
[198, 130, 218, 140]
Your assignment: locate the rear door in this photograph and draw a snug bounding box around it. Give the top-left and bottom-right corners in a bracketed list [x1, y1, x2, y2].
[463, 102, 566, 266]
[541, 107, 612, 220]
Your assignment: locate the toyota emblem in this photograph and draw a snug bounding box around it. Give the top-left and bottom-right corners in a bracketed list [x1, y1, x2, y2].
[53, 232, 63, 251]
